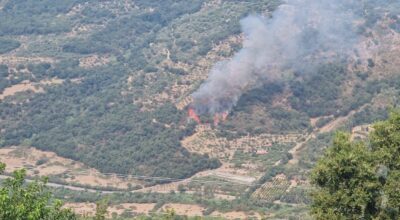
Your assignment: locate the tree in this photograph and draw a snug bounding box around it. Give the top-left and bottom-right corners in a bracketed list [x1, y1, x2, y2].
[94, 198, 108, 220]
[310, 110, 400, 219]
[163, 209, 177, 220]
[369, 110, 400, 219]
[0, 163, 76, 220]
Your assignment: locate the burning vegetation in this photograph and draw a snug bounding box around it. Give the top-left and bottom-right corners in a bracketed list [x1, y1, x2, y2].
[188, 107, 201, 124]
[187, 106, 228, 126]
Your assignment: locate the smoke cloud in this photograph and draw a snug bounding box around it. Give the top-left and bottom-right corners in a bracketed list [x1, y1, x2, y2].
[191, 0, 366, 114]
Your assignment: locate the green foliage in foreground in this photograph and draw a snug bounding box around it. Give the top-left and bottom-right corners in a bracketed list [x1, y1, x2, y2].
[0, 164, 213, 220]
[0, 163, 76, 220]
[311, 110, 400, 219]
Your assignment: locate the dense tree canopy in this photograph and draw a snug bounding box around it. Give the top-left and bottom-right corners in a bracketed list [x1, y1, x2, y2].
[0, 0, 225, 179]
[311, 110, 400, 219]
[0, 38, 21, 54]
[0, 163, 76, 220]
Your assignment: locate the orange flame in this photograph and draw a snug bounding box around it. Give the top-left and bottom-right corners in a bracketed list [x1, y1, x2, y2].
[213, 111, 229, 126]
[221, 111, 228, 121]
[188, 108, 201, 124]
[214, 114, 220, 126]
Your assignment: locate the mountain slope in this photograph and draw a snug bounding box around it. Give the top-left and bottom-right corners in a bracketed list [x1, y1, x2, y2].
[0, 0, 278, 178]
[1, 0, 400, 184]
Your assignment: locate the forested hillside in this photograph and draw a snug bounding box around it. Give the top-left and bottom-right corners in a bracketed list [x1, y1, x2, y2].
[0, 1, 399, 177]
[0, 0, 400, 205]
[0, 0, 280, 178]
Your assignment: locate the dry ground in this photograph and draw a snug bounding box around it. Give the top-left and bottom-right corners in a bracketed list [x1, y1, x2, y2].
[64, 203, 156, 218]
[0, 81, 44, 100]
[0, 147, 141, 189]
[64, 202, 262, 219]
[161, 204, 204, 217]
[0, 78, 64, 100]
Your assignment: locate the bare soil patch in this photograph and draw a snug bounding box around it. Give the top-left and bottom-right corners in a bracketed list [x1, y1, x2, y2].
[0, 79, 63, 100]
[0, 81, 43, 100]
[182, 129, 301, 160]
[137, 161, 257, 194]
[79, 55, 111, 68]
[211, 211, 257, 219]
[0, 55, 54, 66]
[64, 202, 260, 219]
[108, 203, 156, 217]
[161, 204, 205, 217]
[0, 147, 140, 189]
[64, 203, 96, 217]
[65, 202, 156, 217]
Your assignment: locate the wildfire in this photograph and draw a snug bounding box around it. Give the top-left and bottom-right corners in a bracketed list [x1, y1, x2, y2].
[221, 111, 228, 120]
[187, 107, 228, 126]
[188, 108, 201, 124]
[213, 114, 220, 126]
[213, 111, 229, 126]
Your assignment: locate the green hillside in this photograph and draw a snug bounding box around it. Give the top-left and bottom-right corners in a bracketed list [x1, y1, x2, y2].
[1, 0, 400, 177]
[0, 0, 280, 178]
[0, 2, 400, 218]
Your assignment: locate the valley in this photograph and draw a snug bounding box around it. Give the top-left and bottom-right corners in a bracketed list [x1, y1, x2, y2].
[0, 0, 400, 219]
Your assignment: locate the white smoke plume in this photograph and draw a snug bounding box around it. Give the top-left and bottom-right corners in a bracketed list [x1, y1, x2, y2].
[191, 0, 366, 114]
